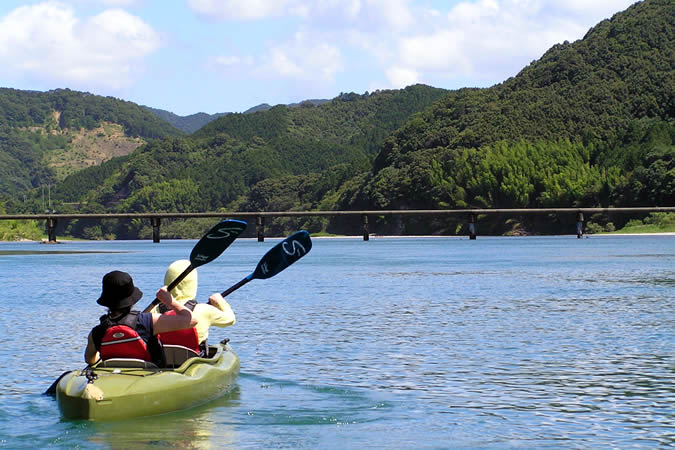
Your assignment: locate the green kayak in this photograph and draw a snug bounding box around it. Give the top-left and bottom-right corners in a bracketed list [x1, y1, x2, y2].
[56, 342, 239, 421]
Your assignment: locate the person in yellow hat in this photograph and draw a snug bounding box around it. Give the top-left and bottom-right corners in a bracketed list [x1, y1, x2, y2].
[152, 260, 235, 353]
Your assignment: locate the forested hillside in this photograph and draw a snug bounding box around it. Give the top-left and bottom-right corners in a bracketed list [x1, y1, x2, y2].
[0, 88, 183, 197]
[29, 84, 446, 238]
[143, 106, 228, 133]
[143, 99, 331, 133]
[332, 0, 674, 235]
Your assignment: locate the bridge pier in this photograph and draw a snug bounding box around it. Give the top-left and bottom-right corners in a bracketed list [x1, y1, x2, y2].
[576, 212, 584, 239]
[256, 216, 265, 242]
[362, 214, 369, 241]
[469, 213, 477, 240]
[47, 218, 58, 243]
[151, 217, 161, 243]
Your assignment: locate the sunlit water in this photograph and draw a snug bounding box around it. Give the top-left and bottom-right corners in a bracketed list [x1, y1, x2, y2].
[0, 235, 673, 448]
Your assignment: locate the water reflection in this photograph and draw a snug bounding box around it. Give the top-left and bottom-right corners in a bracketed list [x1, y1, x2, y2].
[86, 389, 241, 448]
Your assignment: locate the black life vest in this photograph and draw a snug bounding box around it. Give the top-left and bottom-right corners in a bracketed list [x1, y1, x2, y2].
[92, 311, 165, 367]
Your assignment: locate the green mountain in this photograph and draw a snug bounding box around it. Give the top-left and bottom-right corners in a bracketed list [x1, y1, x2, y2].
[142, 106, 228, 134]
[143, 99, 331, 134]
[243, 99, 330, 114]
[242, 103, 272, 114]
[0, 88, 184, 197]
[25, 84, 446, 238]
[332, 0, 674, 234]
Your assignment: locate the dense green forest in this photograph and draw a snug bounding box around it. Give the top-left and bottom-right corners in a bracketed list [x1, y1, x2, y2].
[142, 99, 331, 133]
[0, 88, 183, 136]
[333, 0, 674, 235]
[28, 84, 447, 239]
[1, 0, 672, 239]
[0, 88, 183, 196]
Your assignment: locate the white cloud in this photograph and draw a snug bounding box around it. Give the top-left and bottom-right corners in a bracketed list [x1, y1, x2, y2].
[198, 0, 638, 95]
[386, 66, 419, 88]
[187, 0, 296, 20]
[307, 0, 415, 31]
[398, 30, 470, 72]
[384, 0, 638, 88]
[547, 0, 638, 17]
[188, 0, 414, 30]
[212, 32, 343, 83]
[262, 35, 343, 81]
[266, 48, 304, 77]
[0, 1, 159, 90]
[62, 0, 145, 6]
[346, 30, 393, 65]
[98, 0, 143, 6]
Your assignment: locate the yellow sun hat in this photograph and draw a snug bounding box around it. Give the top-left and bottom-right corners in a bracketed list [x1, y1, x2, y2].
[164, 259, 198, 303]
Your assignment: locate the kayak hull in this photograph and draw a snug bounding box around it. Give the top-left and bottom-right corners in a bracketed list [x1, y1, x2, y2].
[56, 343, 239, 421]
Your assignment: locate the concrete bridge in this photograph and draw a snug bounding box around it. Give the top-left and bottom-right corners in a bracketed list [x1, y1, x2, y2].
[2, 207, 674, 242]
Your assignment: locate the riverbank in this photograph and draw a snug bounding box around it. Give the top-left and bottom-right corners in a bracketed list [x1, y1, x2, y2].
[3, 231, 675, 243]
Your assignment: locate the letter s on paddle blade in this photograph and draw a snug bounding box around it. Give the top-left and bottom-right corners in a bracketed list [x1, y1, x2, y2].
[207, 225, 246, 240]
[188, 219, 247, 268]
[253, 230, 312, 280]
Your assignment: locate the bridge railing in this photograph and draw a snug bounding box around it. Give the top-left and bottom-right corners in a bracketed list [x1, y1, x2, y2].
[2, 207, 673, 242]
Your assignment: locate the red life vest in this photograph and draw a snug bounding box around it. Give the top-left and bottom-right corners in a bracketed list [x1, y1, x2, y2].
[93, 311, 158, 363]
[157, 312, 200, 353]
[100, 324, 153, 361]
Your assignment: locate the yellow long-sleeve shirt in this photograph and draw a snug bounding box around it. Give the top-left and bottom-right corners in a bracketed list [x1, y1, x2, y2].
[191, 300, 235, 343]
[156, 259, 236, 343]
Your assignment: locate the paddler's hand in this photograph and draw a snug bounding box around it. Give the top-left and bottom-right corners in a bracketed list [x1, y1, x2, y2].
[208, 293, 228, 310]
[152, 286, 197, 332]
[157, 286, 174, 307]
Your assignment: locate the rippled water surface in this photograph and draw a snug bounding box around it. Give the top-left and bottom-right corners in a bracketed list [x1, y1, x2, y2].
[1, 235, 673, 448]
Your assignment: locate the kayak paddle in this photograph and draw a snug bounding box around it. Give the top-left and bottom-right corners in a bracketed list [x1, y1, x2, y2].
[142, 218, 247, 313]
[221, 230, 312, 297]
[44, 370, 71, 396]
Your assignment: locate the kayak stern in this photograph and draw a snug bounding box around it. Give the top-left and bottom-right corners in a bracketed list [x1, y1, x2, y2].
[56, 344, 239, 421]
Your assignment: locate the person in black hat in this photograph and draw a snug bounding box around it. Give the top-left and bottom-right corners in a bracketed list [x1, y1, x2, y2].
[84, 270, 197, 366]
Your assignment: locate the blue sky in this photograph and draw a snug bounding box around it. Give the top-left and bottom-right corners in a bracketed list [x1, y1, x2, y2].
[0, 0, 639, 116]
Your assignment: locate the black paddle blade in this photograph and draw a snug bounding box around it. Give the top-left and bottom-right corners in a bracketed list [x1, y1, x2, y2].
[189, 219, 247, 268]
[44, 371, 71, 396]
[145, 219, 247, 312]
[251, 230, 312, 280]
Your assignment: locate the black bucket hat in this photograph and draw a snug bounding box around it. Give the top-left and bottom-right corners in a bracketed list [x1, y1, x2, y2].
[97, 271, 143, 309]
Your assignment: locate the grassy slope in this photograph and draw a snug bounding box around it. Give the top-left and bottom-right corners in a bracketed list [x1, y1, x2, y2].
[0, 220, 45, 241]
[612, 213, 675, 233]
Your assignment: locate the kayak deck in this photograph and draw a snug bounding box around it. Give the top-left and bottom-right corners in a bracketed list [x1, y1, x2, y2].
[56, 342, 239, 421]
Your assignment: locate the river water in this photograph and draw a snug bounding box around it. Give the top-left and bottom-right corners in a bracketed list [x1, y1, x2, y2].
[0, 235, 673, 448]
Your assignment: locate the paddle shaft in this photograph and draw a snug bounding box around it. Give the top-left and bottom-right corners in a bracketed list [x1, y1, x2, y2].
[142, 262, 194, 313]
[221, 276, 251, 297]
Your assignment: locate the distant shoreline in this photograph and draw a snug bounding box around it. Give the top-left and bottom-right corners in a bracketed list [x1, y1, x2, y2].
[2, 232, 674, 243]
[592, 232, 675, 236]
